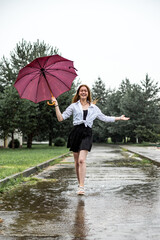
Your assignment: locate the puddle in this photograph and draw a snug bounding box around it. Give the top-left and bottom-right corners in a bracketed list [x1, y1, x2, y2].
[0, 145, 160, 239]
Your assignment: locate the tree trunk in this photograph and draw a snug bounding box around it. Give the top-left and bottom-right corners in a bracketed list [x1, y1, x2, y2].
[27, 133, 33, 148]
[136, 137, 139, 144]
[4, 134, 8, 148]
[11, 132, 15, 149]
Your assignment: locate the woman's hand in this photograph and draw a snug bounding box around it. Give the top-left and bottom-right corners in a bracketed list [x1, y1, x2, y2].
[120, 115, 130, 121]
[51, 97, 63, 122]
[51, 97, 58, 106]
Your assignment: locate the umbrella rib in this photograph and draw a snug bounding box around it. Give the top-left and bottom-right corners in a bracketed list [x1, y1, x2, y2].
[43, 59, 67, 69]
[45, 71, 72, 90]
[36, 58, 43, 68]
[17, 69, 39, 81]
[44, 58, 77, 72]
[45, 60, 77, 72]
[20, 72, 40, 97]
[35, 73, 43, 102]
[36, 55, 53, 68]
[42, 56, 51, 68]
[36, 57, 52, 68]
[46, 68, 77, 76]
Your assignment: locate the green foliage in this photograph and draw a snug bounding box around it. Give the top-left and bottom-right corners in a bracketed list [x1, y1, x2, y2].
[10, 39, 58, 72]
[120, 75, 160, 142]
[106, 89, 127, 142]
[134, 125, 159, 143]
[0, 85, 22, 144]
[91, 75, 160, 143]
[0, 39, 61, 148]
[54, 137, 66, 146]
[92, 77, 108, 107]
[0, 56, 15, 90]
[92, 77, 110, 142]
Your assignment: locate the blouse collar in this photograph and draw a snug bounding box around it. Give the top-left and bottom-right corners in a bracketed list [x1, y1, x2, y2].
[76, 100, 94, 108]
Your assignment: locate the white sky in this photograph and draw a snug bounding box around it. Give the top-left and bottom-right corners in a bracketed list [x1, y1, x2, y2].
[0, 0, 160, 89]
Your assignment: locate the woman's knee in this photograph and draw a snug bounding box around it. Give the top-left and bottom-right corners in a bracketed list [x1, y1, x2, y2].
[79, 157, 85, 164]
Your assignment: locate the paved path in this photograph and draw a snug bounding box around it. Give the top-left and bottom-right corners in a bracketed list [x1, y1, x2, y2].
[0, 145, 160, 240]
[122, 145, 160, 166]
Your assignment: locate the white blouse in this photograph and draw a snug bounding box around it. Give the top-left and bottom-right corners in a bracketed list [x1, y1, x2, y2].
[62, 100, 115, 128]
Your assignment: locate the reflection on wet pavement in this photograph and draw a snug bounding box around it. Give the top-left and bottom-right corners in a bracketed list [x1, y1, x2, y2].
[0, 145, 160, 239]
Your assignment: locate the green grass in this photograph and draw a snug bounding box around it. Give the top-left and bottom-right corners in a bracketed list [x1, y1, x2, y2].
[121, 147, 128, 152]
[0, 175, 58, 194]
[0, 144, 69, 180]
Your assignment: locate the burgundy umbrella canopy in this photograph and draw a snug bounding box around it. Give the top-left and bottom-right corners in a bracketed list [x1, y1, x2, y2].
[14, 54, 77, 104]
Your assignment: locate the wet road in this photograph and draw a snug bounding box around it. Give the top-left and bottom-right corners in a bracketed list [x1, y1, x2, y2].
[0, 145, 160, 240]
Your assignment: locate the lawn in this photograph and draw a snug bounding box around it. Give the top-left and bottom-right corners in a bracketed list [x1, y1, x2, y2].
[0, 144, 69, 179]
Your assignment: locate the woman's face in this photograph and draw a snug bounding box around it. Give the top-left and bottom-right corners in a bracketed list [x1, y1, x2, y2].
[79, 86, 88, 100]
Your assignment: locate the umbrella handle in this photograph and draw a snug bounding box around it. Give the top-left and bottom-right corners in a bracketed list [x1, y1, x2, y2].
[47, 101, 55, 106]
[47, 92, 56, 106]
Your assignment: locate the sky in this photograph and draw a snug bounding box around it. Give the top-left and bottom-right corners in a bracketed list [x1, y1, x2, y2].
[0, 0, 160, 90]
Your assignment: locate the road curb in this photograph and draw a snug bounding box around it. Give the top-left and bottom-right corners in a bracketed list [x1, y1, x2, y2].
[119, 146, 160, 167]
[0, 152, 72, 187]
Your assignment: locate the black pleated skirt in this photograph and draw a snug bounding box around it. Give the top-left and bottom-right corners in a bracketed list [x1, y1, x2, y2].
[67, 124, 93, 153]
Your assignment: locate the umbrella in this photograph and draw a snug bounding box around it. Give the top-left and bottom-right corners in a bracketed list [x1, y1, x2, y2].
[14, 54, 77, 105]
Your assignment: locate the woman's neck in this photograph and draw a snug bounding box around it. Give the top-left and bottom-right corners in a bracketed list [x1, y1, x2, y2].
[80, 99, 88, 106]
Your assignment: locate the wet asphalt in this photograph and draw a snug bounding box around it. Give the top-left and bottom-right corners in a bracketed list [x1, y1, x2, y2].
[0, 145, 160, 240]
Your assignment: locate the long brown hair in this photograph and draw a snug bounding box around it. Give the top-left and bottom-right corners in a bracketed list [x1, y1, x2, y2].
[72, 85, 92, 103]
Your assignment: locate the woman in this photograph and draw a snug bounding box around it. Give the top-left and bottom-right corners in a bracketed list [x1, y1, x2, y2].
[52, 85, 129, 195]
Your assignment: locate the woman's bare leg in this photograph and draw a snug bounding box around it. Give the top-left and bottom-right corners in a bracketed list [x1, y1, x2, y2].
[78, 150, 88, 187]
[73, 152, 80, 184]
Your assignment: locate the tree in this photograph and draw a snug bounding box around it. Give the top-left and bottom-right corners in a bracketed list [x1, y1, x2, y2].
[106, 88, 125, 143]
[138, 74, 160, 142]
[0, 57, 15, 91]
[0, 39, 59, 148]
[120, 75, 160, 143]
[91, 77, 110, 142]
[119, 81, 145, 143]
[0, 86, 21, 147]
[92, 77, 108, 107]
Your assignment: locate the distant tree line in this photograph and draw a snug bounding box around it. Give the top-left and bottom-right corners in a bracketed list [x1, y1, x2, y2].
[92, 77, 160, 144]
[0, 39, 160, 148]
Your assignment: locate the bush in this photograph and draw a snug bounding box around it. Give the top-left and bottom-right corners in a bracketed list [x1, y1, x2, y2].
[8, 139, 20, 148]
[54, 137, 65, 146]
[111, 134, 123, 143]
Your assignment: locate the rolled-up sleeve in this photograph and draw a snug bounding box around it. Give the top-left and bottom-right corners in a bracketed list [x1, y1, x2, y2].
[62, 104, 73, 120]
[96, 108, 115, 122]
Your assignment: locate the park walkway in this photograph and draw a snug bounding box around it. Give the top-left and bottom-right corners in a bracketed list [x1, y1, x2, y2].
[0, 145, 160, 239]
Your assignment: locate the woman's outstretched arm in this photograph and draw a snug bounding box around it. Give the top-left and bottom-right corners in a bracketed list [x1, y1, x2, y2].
[51, 97, 63, 122]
